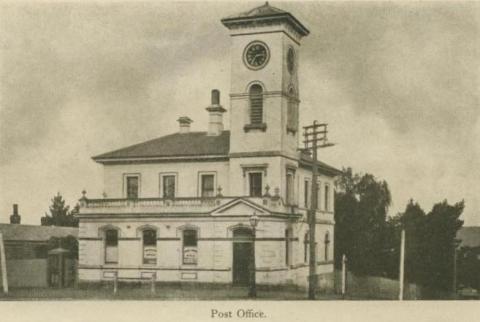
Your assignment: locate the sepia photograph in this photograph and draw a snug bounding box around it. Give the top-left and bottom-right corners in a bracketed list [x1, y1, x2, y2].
[0, 0, 479, 318]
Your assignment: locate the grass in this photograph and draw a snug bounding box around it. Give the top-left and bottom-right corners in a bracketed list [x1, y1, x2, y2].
[0, 284, 343, 301]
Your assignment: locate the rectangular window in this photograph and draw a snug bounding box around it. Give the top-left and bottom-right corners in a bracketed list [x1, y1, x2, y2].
[126, 176, 139, 199]
[286, 172, 295, 205]
[142, 230, 157, 265]
[285, 229, 292, 266]
[183, 230, 198, 265]
[325, 184, 330, 211]
[304, 232, 309, 263]
[105, 230, 118, 264]
[324, 232, 330, 261]
[316, 181, 321, 210]
[304, 179, 310, 208]
[201, 174, 215, 197]
[287, 98, 298, 132]
[249, 172, 263, 197]
[162, 175, 176, 199]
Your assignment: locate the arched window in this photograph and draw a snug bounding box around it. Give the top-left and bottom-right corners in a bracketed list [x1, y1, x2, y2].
[285, 228, 293, 266]
[182, 229, 198, 265]
[249, 84, 263, 124]
[142, 229, 157, 265]
[287, 88, 298, 133]
[233, 227, 253, 241]
[324, 231, 330, 261]
[104, 229, 118, 264]
[303, 231, 309, 263]
[324, 184, 330, 212]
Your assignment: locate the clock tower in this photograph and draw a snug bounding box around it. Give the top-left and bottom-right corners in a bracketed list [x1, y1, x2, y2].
[221, 2, 309, 158]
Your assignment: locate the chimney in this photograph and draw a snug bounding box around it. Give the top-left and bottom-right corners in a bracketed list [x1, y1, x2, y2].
[10, 204, 21, 224]
[177, 116, 193, 134]
[206, 89, 226, 136]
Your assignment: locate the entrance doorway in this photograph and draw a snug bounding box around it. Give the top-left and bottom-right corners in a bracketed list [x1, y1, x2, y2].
[232, 227, 253, 286]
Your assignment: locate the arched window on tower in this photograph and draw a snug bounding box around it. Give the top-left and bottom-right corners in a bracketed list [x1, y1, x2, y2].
[249, 84, 263, 125]
[287, 88, 298, 133]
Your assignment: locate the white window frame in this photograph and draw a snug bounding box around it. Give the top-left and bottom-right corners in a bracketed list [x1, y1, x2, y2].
[141, 229, 157, 266]
[159, 172, 178, 199]
[103, 227, 120, 265]
[197, 171, 217, 197]
[178, 225, 200, 266]
[324, 183, 331, 212]
[315, 180, 322, 210]
[304, 178, 311, 209]
[123, 173, 141, 199]
[286, 169, 296, 205]
[245, 170, 264, 197]
[285, 228, 293, 267]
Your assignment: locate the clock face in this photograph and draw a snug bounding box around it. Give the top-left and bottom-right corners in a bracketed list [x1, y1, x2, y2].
[244, 41, 270, 70]
[287, 47, 295, 74]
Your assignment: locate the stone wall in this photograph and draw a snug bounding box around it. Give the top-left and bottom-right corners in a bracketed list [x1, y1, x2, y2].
[78, 217, 334, 287]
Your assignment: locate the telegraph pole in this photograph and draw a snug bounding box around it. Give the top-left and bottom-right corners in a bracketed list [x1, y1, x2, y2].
[0, 233, 8, 294]
[399, 229, 405, 301]
[303, 121, 334, 300]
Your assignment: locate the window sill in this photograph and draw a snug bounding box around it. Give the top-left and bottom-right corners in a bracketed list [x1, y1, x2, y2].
[244, 123, 267, 132]
[181, 264, 198, 268]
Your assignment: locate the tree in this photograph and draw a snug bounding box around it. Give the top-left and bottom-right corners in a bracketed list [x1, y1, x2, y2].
[41, 193, 79, 227]
[422, 200, 464, 292]
[388, 199, 464, 297]
[385, 200, 427, 283]
[334, 168, 392, 276]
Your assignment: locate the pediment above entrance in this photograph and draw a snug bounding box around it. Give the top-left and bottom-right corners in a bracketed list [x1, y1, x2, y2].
[210, 198, 270, 217]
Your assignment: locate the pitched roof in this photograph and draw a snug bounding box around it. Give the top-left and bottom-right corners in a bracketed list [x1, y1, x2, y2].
[0, 224, 78, 242]
[93, 131, 230, 161]
[225, 2, 287, 18]
[221, 2, 309, 37]
[300, 152, 343, 176]
[93, 130, 342, 175]
[457, 226, 480, 248]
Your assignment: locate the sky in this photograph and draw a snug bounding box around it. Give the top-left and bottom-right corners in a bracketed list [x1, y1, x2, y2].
[0, 1, 479, 226]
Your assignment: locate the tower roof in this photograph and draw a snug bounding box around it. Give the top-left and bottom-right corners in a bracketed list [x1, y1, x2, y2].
[221, 2, 309, 37]
[225, 2, 287, 18]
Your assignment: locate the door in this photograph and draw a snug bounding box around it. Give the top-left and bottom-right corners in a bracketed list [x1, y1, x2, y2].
[232, 228, 253, 286]
[233, 242, 252, 286]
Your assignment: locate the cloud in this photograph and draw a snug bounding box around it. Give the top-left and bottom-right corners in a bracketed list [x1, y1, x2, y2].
[0, 1, 478, 225]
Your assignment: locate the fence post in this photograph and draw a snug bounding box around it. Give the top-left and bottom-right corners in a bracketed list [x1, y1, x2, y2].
[151, 273, 156, 295]
[399, 229, 405, 301]
[0, 233, 8, 294]
[113, 272, 118, 295]
[341, 254, 347, 299]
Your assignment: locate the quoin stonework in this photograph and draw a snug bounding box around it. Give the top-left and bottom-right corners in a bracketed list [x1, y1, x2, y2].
[76, 2, 341, 289]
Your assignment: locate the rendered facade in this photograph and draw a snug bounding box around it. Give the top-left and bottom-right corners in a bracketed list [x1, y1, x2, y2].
[77, 3, 341, 288]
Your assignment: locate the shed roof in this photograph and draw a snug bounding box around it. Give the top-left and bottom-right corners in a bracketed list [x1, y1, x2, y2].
[457, 226, 480, 248]
[0, 224, 78, 242]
